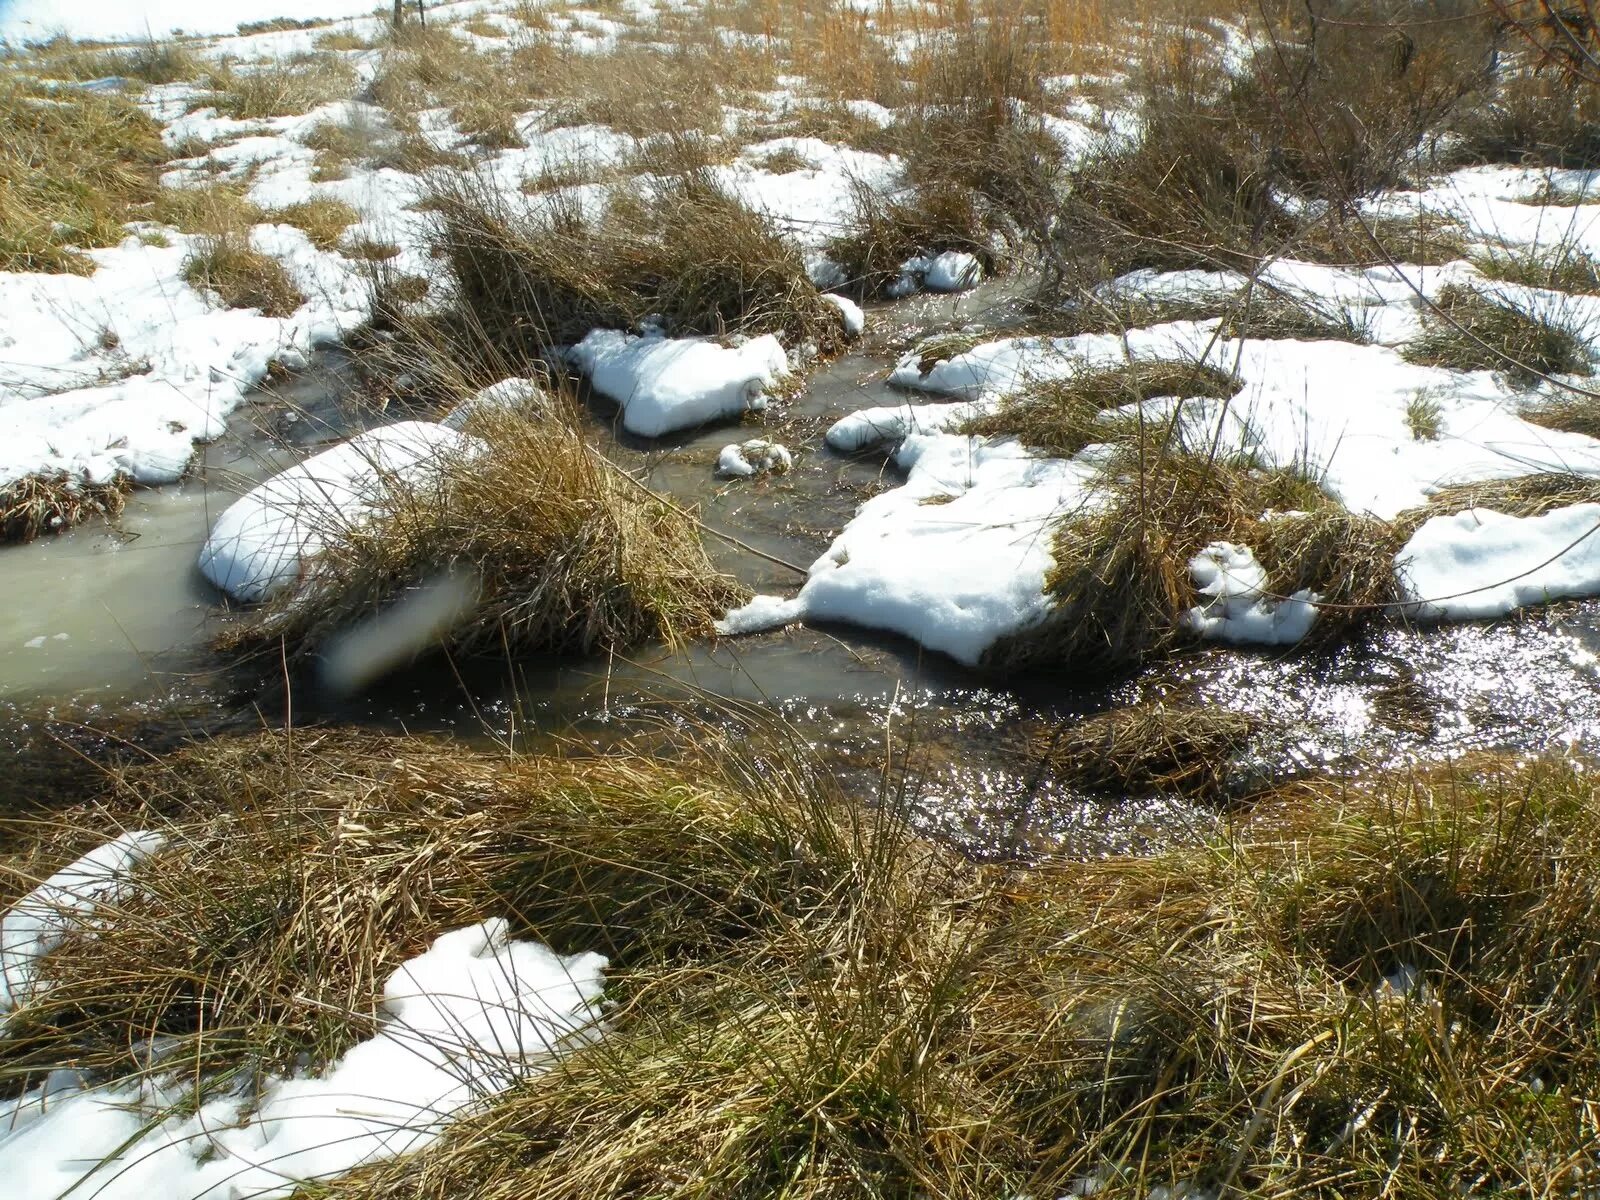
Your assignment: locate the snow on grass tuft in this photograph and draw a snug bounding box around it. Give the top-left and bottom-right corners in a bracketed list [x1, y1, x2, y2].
[0, 832, 167, 1014]
[0, 919, 605, 1200]
[198, 421, 483, 603]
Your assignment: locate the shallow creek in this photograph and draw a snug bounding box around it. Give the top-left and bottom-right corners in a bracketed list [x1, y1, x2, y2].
[5, 283, 1600, 858]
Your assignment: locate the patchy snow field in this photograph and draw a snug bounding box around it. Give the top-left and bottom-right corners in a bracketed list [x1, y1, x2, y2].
[3, 0, 1600, 678]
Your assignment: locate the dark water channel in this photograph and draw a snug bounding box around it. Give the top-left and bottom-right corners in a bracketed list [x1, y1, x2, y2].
[5, 283, 1600, 858]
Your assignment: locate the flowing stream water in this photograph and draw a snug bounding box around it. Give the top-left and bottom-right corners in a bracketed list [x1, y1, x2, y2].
[5, 283, 1600, 857]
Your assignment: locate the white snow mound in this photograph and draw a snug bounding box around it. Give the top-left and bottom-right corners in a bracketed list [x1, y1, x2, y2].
[1396, 504, 1600, 620]
[1183, 542, 1319, 645]
[0, 919, 606, 1200]
[567, 330, 789, 437]
[197, 421, 483, 603]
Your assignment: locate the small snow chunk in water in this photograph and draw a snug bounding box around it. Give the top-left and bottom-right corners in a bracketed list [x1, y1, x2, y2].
[566, 330, 789, 438]
[890, 251, 984, 297]
[21, 637, 44, 650]
[1183, 542, 1318, 645]
[197, 421, 482, 603]
[820, 292, 865, 336]
[0, 831, 167, 1013]
[717, 439, 792, 478]
[716, 593, 806, 636]
[1396, 504, 1600, 620]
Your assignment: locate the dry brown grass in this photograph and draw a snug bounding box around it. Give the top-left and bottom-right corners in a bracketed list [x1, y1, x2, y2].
[429, 170, 844, 353]
[1473, 242, 1600, 295]
[0, 474, 129, 544]
[1403, 283, 1594, 383]
[207, 52, 358, 119]
[15, 723, 1600, 1197]
[1394, 472, 1600, 539]
[1451, 67, 1600, 170]
[182, 234, 304, 316]
[265, 196, 360, 250]
[0, 76, 167, 274]
[1029, 701, 1261, 801]
[962, 359, 1241, 458]
[151, 180, 264, 235]
[24, 35, 203, 85]
[224, 403, 746, 664]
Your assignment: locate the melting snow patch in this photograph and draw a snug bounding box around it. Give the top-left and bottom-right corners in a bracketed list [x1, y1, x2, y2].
[888, 251, 984, 297]
[717, 439, 792, 478]
[820, 292, 866, 337]
[0, 832, 167, 1014]
[440, 377, 548, 430]
[197, 421, 483, 603]
[1183, 542, 1319, 645]
[716, 428, 1094, 665]
[0, 919, 605, 1200]
[566, 330, 789, 437]
[1396, 504, 1600, 620]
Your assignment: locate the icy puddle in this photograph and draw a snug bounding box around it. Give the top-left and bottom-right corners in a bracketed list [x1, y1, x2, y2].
[0, 354, 364, 701]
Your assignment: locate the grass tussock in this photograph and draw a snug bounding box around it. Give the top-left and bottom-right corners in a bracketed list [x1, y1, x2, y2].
[962, 359, 1241, 459]
[182, 234, 304, 316]
[0, 77, 167, 274]
[265, 196, 360, 250]
[26, 35, 203, 86]
[1404, 283, 1594, 382]
[369, 25, 524, 148]
[987, 406, 1407, 670]
[207, 52, 357, 120]
[17, 726, 1600, 1196]
[19, 735, 1600, 1198]
[0, 724, 881, 1085]
[0, 473, 128, 544]
[151, 181, 263, 236]
[1029, 701, 1261, 801]
[1052, 8, 1489, 289]
[429, 171, 843, 351]
[1473, 242, 1600, 296]
[1221, 287, 1374, 343]
[989, 437, 1338, 673]
[1452, 69, 1600, 170]
[226, 404, 745, 663]
[826, 180, 995, 298]
[1394, 472, 1600, 538]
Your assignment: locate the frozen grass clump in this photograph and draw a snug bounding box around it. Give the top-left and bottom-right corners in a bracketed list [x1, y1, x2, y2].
[428, 170, 843, 352]
[225, 405, 745, 664]
[0, 474, 129, 544]
[1472, 243, 1600, 296]
[987, 428, 1399, 671]
[0, 722, 872, 1093]
[962, 359, 1240, 459]
[1393, 472, 1600, 538]
[1029, 701, 1261, 801]
[1403, 284, 1593, 383]
[151, 181, 264, 236]
[181, 233, 304, 316]
[207, 52, 358, 119]
[265, 196, 360, 250]
[0, 77, 166, 274]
